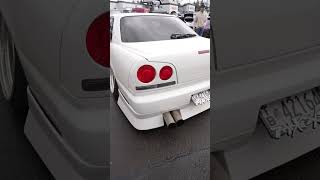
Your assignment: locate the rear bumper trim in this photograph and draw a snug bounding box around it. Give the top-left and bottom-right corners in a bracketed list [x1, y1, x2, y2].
[25, 87, 108, 180]
[136, 81, 176, 90]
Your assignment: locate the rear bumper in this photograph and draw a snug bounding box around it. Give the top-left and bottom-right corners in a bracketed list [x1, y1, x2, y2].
[118, 79, 210, 130]
[25, 88, 108, 180]
[212, 45, 320, 180]
[213, 46, 320, 151]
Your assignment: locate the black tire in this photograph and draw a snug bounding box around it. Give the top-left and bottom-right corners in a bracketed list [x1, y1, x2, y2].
[10, 52, 28, 117]
[111, 71, 119, 101]
[0, 13, 28, 117]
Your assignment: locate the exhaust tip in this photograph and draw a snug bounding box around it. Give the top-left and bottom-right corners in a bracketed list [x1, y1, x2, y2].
[163, 112, 176, 128]
[167, 122, 176, 128]
[176, 119, 184, 126]
[171, 110, 184, 126]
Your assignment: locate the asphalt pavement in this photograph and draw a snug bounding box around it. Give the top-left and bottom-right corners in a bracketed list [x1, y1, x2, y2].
[253, 148, 320, 180]
[0, 83, 210, 180]
[110, 97, 210, 180]
[0, 88, 54, 179]
[212, 137, 320, 180]
[6, 86, 320, 180]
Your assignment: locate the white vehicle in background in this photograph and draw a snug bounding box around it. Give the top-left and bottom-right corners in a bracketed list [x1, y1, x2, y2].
[184, 16, 194, 29]
[158, 4, 178, 14]
[123, 8, 132, 13]
[183, 12, 195, 29]
[110, 13, 210, 130]
[111, 9, 121, 15]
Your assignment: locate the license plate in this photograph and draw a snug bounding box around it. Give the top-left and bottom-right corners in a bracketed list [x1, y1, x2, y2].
[260, 87, 320, 139]
[191, 90, 210, 106]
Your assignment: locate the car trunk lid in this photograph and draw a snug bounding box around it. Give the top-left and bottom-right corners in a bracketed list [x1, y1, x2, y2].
[122, 37, 210, 84]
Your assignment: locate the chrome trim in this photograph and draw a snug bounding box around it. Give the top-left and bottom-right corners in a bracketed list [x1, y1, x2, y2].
[136, 81, 176, 90]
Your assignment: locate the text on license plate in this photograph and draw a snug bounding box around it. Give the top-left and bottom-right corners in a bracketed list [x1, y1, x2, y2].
[191, 90, 210, 106]
[259, 87, 320, 139]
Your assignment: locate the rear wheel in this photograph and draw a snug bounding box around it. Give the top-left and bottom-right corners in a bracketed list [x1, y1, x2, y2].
[0, 14, 28, 116]
[110, 69, 119, 101]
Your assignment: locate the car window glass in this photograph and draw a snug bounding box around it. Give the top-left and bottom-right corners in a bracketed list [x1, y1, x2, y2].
[120, 16, 195, 42]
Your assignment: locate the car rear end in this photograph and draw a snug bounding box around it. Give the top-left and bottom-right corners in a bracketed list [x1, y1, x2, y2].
[184, 13, 194, 26]
[124, 41, 209, 113]
[212, 1, 320, 179]
[116, 14, 210, 129]
[24, 0, 109, 179]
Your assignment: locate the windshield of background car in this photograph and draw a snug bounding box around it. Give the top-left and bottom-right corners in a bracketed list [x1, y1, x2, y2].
[120, 15, 196, 42]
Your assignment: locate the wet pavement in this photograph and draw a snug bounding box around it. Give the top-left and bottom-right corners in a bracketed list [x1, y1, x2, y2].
[0, 84, 211, 180]
[110, 97, 210, 180]
[253, 148, 320, 180]
[213, 141, 320, 180]
[6, 87, 320, 180]
[0, 90, 53, 179]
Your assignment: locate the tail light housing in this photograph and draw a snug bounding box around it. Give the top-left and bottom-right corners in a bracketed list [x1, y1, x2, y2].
[86, 13, 109, 67]
[159, 66, 173, 80]
[134, 64, 176, 91]
[137, 65, 156, 83]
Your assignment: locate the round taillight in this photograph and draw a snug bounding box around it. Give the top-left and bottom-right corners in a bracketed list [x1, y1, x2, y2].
[137, 65, 156, 83]
[159, 66, 173, 80]
[86, 13, 109, 67]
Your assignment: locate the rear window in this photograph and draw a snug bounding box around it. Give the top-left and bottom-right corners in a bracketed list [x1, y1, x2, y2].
[120, 15, 195, 42]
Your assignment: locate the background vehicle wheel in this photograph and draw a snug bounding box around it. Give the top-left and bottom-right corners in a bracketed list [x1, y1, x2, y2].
[0, 14, 28, 116]
[110, 69, 119, 101]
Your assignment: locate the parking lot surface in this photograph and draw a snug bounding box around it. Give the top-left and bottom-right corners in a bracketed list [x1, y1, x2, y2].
[213, 137, 320, 180]
[253, 148, 320, 180]
[7, 87, 320, 180]
[0, 89, 53, 179]
[110, 97, 210, 180]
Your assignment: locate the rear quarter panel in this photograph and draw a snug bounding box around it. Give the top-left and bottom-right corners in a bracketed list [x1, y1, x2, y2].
[212, 0, 320, 151]
[60, 0, 108, 98]
[111, 43, 147, 93]
[0, 0, 109, 168]
[0, 0, 79, 86]
[110, 16, 149, 93]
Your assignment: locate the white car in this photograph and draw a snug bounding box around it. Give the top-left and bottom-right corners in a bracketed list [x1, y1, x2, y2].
[184, 16, 194, 29]
[0, 1, 108, 179]
[110, 13, 210, 130]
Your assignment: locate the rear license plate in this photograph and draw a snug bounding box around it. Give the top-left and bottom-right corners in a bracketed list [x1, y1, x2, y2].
[191, 90, 210, 106]
[260, 87, 320, 139]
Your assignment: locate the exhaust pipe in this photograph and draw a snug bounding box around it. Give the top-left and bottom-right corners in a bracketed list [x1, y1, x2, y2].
[163, 112, 176, 128]
[171, 110, 184, 126]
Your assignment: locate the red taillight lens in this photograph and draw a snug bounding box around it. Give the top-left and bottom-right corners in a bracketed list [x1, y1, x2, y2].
[86, 13, 109, 67]
[159, 66, 173, 80]
[137, 65, 156, 83]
